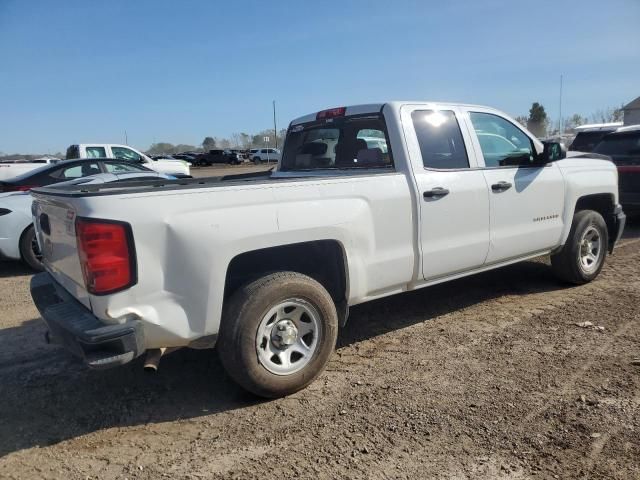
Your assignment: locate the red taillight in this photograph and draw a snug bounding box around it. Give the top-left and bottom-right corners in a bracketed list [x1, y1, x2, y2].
[316, 107, 346, 120]
[75, 218, 136, 295]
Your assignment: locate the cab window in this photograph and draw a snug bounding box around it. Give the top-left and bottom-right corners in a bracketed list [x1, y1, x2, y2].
[103, 161, 148, 173]
[85, 146, 106, 158]
[469, 112, 535, 167]
[111, 146, 142, 162]
[411, 110, 469, 169]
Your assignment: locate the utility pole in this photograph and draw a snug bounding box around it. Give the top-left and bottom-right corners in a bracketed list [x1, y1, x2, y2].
[125, 130, 128, 145]
[273, 100, 278, 149]
[558, 75, 563, 137]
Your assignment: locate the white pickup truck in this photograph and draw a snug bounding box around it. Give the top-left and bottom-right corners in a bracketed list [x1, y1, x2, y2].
[66, 144, 191, 178]
[30, 102, 626, 398]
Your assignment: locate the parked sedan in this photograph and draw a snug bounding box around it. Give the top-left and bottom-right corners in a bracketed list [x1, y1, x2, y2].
[0, 160, 168, 270]
[0, 158, 154, 193]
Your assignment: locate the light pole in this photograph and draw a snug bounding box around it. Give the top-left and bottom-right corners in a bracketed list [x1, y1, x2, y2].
[273, 100, 278, 149]
[558, 74, 563, 137]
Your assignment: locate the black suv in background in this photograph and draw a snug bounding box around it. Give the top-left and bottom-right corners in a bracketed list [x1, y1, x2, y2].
[199, 149, 243, 166]
[593, 126, 640, 213]
[569, 123, 621, 152]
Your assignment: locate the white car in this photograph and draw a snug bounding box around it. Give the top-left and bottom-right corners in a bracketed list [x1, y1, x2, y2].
[0, 158, 61, 181]
[251, 148, 281, 163]
[0, 171, 173, 270]
[30, 101, 625, 398]
[66, 144, 191, 177]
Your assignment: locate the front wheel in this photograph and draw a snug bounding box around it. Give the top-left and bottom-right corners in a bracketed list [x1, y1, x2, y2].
[218, 272, 338, 398]
[551, 210, 608, 284]
[19, 225, 44, 271]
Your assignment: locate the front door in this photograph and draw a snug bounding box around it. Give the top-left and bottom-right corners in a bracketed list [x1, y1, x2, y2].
[464, 110, 565, 264]
[401, 105, 490, 280]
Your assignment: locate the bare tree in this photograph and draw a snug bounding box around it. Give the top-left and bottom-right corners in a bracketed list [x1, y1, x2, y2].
[230, 133, 242, 148]
[514, 116, 528, 128]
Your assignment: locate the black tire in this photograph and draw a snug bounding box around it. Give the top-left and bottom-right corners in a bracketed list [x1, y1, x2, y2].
[253, 157, 261, 165]
[218, 272, 338, 398]
[19, 225, 44, 271]
[550, 210, 608, 284]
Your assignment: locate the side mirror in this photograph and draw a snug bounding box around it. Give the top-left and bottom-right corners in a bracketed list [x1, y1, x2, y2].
[541, 142, 567, 163]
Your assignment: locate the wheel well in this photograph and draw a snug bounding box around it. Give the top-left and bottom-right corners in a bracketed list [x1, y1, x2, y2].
[224, 240, 348, 306]
[574, 193, 615, 239]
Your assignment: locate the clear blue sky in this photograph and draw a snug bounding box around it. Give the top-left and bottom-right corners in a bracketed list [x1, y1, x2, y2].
[1, 0, 638, 154]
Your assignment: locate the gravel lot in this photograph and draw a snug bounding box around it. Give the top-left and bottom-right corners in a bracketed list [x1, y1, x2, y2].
[0, 174, 638, 479]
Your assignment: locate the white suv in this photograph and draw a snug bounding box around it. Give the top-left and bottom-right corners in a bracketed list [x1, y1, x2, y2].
[251, 148, 281, 163]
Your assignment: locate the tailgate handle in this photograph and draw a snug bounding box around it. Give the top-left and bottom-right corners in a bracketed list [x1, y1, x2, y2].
[39, 213, 51, 235]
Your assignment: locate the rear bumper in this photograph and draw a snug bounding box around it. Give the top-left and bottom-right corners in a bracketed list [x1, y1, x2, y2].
[30, 272, 144, 369]
[610, 204, 626, 253]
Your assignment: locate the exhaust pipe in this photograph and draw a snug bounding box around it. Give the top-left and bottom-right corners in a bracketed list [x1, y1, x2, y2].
[143, 347, 179, 372]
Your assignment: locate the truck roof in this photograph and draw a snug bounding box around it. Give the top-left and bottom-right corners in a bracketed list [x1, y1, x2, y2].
[613, 124, 640, 133]
[289, 101, 491, 125]
[573, 122, 623, 132]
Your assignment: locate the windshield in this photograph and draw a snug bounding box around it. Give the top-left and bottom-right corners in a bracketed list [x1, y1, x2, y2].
[593, 133, 640, 156]
[570, 131, 610, 152]
[280, 114, 392, 171]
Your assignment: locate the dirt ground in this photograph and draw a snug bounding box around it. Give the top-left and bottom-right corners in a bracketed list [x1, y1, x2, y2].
[190, 163, 274, 178]
[0, 193, 638, 479]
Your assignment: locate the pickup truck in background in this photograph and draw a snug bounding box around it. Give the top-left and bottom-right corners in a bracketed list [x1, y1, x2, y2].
[66, 144, 191, 177]
[30, 102, 625, 398]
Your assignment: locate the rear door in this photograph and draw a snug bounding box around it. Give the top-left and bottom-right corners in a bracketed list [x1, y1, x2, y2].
[401, 105, 490, 280]
[463, 108, 565, 263]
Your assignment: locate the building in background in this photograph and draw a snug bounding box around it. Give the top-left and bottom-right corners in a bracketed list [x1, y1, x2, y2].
[622, 96, 640, 125]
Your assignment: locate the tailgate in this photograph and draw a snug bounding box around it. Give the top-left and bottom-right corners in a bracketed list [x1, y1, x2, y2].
[32, 195, 92, 309]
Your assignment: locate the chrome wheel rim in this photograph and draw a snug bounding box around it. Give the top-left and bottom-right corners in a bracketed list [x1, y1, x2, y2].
[256, 298, 321, 375]
[578, 226, 602, 273]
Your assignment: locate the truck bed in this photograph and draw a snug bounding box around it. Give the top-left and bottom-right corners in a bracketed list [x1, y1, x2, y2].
[30, 167, 394, 197]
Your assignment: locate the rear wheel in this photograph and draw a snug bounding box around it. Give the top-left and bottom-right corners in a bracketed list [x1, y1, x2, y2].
[551, 210, 608, 284]
[218, 272, 338, 398]
[253, 157, 261, 164]
[19, 225, 43, 271]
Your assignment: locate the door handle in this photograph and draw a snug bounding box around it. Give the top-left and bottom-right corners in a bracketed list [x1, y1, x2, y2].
[423, 187, 450, 199]
[491, 181, 512, 192]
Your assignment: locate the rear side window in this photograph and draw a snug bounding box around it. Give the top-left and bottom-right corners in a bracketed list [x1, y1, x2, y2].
[411, 110, 469, 169]
[281, 115, 392, 171]
[85, 146, 106, 158]
[49, 162, 101, 179]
